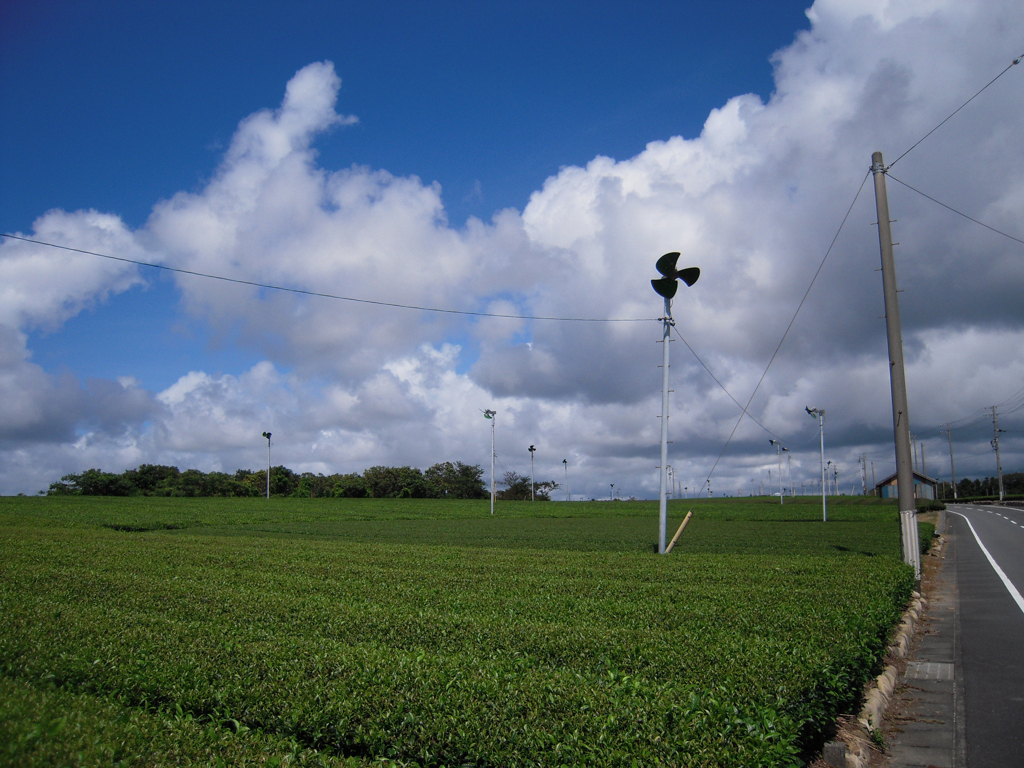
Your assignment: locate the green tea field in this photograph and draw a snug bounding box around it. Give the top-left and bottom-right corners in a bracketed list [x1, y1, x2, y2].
[0, 496, 927, 767]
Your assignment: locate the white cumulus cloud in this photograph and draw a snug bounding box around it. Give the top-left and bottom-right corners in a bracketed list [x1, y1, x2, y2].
[2, 0, 1022, 496]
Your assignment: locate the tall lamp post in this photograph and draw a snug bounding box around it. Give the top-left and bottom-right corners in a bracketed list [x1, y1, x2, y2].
[784, 447, 792, 497]
[261, 431, 272, 500]
[562, 459, 568, 501]
[806, 408, 826, 521]
[769, 439, 786, 505]
[528, 444, 536, 505]
[483, 410, 496, 514]
[650, 252, 700, 554]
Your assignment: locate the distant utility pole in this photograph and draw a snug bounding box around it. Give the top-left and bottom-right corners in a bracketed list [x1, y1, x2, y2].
[860, 454, 867, 496]
[921, 443, 927, 478]
[992, 406, 1006, 501]
[872, 461, 877, 494]
[872, 150, 919, 577]
[563, 459, 568, 502]
[911, 435, 918, 473]
[528, 445, 536, 501]
[944, 425, 957, 500]
[261, 431, 272, 499]
[484, 410, 496, 514]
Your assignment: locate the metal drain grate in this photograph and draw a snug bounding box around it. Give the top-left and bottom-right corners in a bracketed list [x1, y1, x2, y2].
[905, 661, 954, 681]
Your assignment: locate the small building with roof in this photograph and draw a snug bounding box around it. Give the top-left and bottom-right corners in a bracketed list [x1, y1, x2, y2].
[875, 470, 938, 500]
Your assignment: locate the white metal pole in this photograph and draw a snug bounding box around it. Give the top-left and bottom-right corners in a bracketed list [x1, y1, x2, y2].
[262, 431, 272, 500]
[491, 415, 496, 514]
[658, 297, 672, 554]
[777, 443, 783, 505]
[786, 450, 793, 497]
[819, 413, 827, 521]
[529, 445, 535, 501]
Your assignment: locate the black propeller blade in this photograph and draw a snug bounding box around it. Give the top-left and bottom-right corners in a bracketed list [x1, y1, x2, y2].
[651, 252, 699, 298]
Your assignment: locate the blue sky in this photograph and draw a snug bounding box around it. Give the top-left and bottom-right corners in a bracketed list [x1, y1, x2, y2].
[1, 0, 1022, 496]
[3, 0, 809, 394]
[2, 1, 810, 232]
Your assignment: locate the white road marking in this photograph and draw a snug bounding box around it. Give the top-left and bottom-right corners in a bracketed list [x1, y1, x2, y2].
[950, 511, 1024, 618]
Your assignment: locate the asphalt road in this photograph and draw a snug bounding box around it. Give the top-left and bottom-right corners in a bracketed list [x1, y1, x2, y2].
[946, 503, 1024, 768]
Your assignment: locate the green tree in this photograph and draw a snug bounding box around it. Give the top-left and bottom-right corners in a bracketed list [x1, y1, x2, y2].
[73, 469, 131, 496]
[424, 462, 487, 499]
[362, 466, 427, 498]
[294, 473, 335, 498]
[122, 464, 181, 495]
[496, 471, 558, 501]
[330, 473, 368, 498]
[46, 473, 82, 495]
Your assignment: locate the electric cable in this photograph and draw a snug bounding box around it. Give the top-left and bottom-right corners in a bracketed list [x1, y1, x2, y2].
[695, 170, 872, 496]
[0, 233, 657, 323]
[671, 325, 777, 439]
[888, 52, 1023, 168]
[886, 174, 1024, 246]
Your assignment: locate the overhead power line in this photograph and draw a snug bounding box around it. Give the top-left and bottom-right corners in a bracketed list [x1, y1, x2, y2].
[672, 325, 777, 439]
[886, 174, 1024, 246]
[695, 170, 872, 495]
[889, 52, 1023, 168]
[0, 233, 657, 323]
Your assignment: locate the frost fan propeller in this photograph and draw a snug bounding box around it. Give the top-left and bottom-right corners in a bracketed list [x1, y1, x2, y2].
[651, 252, 699, 298]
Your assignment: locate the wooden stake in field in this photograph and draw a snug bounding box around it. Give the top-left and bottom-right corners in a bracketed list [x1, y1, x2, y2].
[664, 511, 692, 554]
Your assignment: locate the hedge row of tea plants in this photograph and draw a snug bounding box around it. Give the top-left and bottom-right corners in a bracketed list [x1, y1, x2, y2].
[0, 501, 916, 768]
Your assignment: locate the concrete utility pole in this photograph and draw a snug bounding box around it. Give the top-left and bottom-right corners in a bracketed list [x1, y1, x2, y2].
[861, 454, 868, 496]
[872, 151, 919, 577]
[563, 459, 568, 502]
[658, 296, 672, 554]
[921, 443, 927, 478]
[945, 426, 958, 500]
[992, 406, 1005, 501]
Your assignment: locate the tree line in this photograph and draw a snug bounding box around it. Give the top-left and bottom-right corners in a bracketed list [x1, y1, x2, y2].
[937, 472, 1023, 499]
[45, 463, 560, 500]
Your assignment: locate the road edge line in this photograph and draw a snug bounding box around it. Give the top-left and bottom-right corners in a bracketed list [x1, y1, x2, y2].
[948, 509, 1024, 616]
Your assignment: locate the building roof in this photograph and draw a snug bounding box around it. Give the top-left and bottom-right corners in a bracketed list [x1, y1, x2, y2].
[875, 470, 940, 489]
